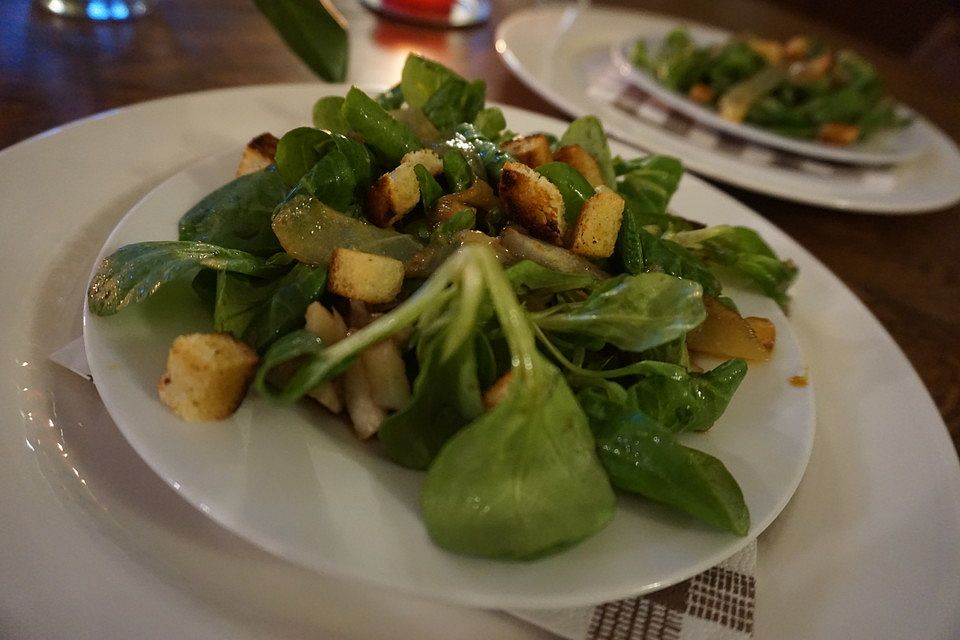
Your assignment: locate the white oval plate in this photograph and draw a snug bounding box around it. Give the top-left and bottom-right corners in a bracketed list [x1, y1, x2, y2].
[609, 31, 928, 166]
[2, 84, 958, 638]
[82, 100, 814, 609]
[496, 6, 960, 213]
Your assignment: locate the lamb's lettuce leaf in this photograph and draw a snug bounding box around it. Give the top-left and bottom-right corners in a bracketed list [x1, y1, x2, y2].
[241, 262, 328, 352]
[530, 272, 705, 352]
[628, 358, 747, 433]
[579, 384, 749, 535]
[421, 247, 615, 559]
[87, 241, 291, 316]
[681, 226, 798, 307]
[178, 169, 286, 256]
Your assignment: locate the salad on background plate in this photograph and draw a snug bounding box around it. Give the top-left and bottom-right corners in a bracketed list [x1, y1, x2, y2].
[84, 55, 809, 586]
[611, 26, 926, 165]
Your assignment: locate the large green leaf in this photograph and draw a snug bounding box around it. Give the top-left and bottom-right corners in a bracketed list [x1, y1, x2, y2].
[87, 241, 290, 316]
[178, 169, 286, 256]
[530, 272, 706, 352]
[580, 385, 750, 535]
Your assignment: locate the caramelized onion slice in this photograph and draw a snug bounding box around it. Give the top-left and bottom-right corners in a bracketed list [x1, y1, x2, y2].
[687, 296, 773, 361]
[499, 226, 608, 279]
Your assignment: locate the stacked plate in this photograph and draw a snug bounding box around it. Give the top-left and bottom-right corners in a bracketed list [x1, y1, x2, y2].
[496, 5, 960, 213]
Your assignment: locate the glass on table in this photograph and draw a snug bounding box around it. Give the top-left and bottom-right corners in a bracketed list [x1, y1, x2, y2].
[36, 0, 149, 21]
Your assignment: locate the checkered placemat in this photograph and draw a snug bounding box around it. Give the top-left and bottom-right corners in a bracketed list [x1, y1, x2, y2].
[509, 541, 756, 640]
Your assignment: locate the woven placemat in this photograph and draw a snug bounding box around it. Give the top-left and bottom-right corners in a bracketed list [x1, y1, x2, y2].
[509, 540, 756, 640]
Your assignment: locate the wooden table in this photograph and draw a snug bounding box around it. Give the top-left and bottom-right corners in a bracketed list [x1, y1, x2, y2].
[2, 0, 958, 452]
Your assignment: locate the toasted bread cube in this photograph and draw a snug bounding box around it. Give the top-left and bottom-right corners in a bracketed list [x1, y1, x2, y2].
[328, 248, 405, 304]
[552, 144, 606, 188]
[569, 186, 625, 258]
[366, 163, 420, 227]
[499, 161, 567, 245]
[400, 148, 443, 175]
[236, 133, 279, 177]
[687, 83, 715, 105]
[501, 134, 553, 168]
[817, 122, 860, 146]
[366, 148, 444, 227]
[158, 333, 259, 421]
[783, 35, 810, 61]
[343, 359, 386, 439]
[745, 36, 783, 65]
[790, 52, 833, 83]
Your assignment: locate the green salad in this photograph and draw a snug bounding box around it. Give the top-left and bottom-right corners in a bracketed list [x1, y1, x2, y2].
[87, 54, 798, 561]
[631, 28, 906, 145]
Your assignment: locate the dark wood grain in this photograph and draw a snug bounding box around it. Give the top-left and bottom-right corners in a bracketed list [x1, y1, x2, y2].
[2, 0, 958, 451]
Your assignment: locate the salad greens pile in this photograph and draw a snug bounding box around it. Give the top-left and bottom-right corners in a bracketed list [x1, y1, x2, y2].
[88, 54, 798, 560]
[631, 27, 906, 144]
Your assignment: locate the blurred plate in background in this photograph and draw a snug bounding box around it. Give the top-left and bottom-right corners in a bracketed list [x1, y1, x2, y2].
[497, 5, 960, 213]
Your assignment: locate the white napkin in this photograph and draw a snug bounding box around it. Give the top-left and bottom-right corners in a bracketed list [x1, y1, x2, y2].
[51, 336, 757, 639]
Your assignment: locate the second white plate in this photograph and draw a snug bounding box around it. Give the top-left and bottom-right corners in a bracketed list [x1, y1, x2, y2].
[496, 6, 960, 213]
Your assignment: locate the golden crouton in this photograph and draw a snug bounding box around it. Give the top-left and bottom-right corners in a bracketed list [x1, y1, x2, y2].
[400, 148, 443, 175]
[783, 35, 810, 61]
[236, 133, 279, 177]
[687, 83, 715, 105]
[569, 186, 625, 259]
[499, 161, 567, 245]
[501, 134, 553, 168]
[158, 333, 259, 421]
[328, 248, 405, 304]
[817, 122, 860, 146]
[366, 163, 421, 227]
[745, 36, 783, 66]
[366, 148, 443, 227]
[790, 52, 833, 83]
[552, 144, 605, 188]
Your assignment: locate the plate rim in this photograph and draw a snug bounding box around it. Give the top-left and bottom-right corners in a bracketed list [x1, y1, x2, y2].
[80, 98, 815, 609]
